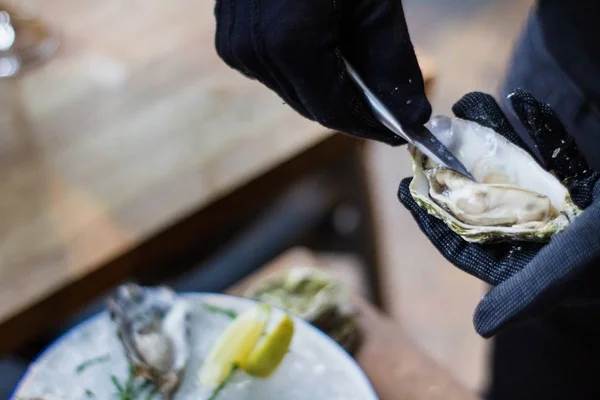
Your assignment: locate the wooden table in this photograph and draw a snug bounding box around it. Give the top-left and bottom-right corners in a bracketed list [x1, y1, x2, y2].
[0, 0, 434, 353]
[231, 248, 478, 400]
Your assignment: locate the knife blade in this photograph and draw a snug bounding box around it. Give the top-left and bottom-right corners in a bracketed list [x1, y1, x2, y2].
[343, 59, 475, 181]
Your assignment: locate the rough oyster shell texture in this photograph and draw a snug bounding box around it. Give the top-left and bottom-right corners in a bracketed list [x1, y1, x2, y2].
[107, 283, 191, 397]
[245, 267, 362, 355]
[409, 116, 582, 243]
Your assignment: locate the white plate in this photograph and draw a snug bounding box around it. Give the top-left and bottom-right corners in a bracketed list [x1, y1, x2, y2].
[13, 293, 378, 400]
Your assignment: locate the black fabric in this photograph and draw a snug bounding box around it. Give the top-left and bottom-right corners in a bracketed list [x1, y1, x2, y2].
[398, 90, 600, 338]
[537, 1, 600, 108]
[214, 0, 431, 146]
[488, 313, 600, 400]
[502, 7, 600, 174]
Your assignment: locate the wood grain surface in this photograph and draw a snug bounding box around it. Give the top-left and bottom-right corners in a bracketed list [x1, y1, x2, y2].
[230, 248, 478, 400]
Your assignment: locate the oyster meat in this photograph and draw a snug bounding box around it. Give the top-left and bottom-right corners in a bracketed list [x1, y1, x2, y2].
[409, 116, 582, 243]
[107, 283, 191, 397]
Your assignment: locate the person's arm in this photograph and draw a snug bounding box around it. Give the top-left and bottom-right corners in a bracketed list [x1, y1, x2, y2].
[213, 0, 430, 146]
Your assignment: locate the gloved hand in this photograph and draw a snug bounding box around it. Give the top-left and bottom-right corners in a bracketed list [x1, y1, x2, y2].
[214, 0, 431, 146]
[398, 89, 600, 338]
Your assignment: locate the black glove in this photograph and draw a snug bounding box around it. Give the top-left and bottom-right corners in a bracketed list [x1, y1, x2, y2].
[398, 89, 600, 338]
[214, 0, 431, 146]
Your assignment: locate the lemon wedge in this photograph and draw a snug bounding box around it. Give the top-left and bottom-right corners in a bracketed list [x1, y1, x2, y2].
[241, 313, 295, 378]
[199, 303, 271, 388]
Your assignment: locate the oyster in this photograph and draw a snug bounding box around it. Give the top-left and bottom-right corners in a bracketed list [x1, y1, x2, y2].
[409, 116, 582, 243]
[245, 267, 362, 354]
[107, 283, 191, 397]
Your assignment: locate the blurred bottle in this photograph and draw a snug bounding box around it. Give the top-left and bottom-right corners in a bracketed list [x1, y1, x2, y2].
[0, 0, 58, 78]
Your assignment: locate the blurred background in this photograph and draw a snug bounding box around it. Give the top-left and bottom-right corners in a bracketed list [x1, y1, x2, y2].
[0, 0, 534, 397]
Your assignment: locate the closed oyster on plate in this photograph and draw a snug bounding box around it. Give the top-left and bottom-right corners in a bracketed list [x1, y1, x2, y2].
[245, 267, 361, 354]
[409, 116, 582, 243]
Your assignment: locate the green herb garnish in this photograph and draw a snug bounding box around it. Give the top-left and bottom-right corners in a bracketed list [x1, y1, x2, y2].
[111, 375, 125, 394]
[123, 366, 135, 399]
[207, 365, 237, 400]
[110, 366, 159, 400]
[203, 303, 238, 319]
[75, 354, 110, 374]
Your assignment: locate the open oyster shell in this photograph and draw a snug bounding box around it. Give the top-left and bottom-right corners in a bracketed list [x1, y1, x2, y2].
[245, 267, 362, 354]
[409, 116, 582, 243]
[107, 284, 190, 397]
